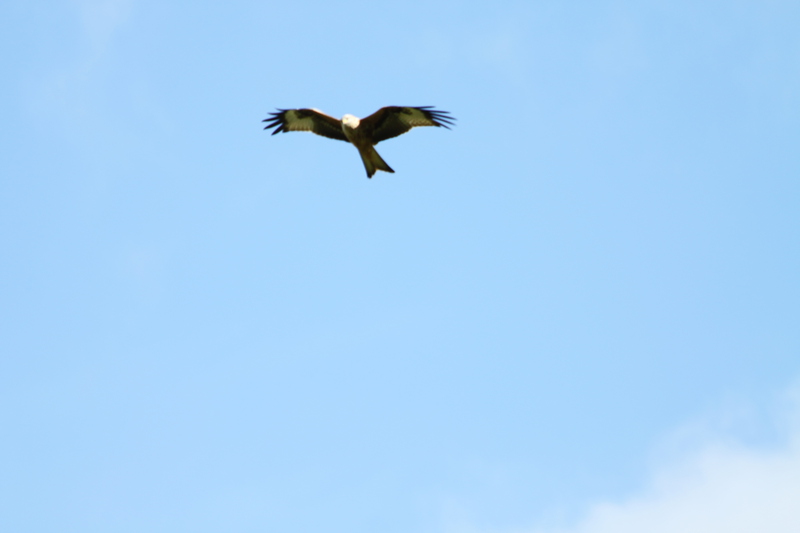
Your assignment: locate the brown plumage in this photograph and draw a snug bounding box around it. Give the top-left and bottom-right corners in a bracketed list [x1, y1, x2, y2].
[262, 106, 455, 178]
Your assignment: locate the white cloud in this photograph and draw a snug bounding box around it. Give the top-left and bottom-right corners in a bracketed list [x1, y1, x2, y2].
[529, 389, 800, 533]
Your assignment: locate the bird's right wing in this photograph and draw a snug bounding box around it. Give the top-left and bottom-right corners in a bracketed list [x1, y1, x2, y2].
[263, 108, 348, 142]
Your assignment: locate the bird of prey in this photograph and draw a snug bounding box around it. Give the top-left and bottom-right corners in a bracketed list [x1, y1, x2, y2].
[263, 106, 455, 178]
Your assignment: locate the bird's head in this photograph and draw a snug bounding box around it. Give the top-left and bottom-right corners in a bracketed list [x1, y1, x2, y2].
[341, 114, 360, 129]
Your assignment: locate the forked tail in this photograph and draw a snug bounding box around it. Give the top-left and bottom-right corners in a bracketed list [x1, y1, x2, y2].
[359, 146, 394, 178]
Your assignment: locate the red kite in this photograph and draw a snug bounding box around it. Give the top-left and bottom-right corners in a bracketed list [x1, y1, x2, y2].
[263, 106, 455, 178]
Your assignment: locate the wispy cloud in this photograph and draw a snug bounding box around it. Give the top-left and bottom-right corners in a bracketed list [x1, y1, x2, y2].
[116, 244, 165, 302]
[528, 388, 800, 533]
[20, 0, 141, 183]
[24, 0, 135, 123]
[74, 0, 135, 56]
[410, 9, 532, 80]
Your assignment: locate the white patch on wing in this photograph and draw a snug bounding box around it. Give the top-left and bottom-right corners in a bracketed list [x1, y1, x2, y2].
[285, 111, 317, 132]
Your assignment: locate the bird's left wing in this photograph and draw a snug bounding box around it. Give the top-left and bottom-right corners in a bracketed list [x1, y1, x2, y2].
[362, 106, 455, 144]
[263, 108, 348, 141]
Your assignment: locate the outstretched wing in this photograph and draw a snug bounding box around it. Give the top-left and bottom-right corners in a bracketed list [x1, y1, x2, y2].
[262, 108, 347, 142]
[361, 106, 455, 144]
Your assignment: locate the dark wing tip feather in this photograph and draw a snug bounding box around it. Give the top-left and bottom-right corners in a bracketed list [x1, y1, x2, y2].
[262, 108, 348, 142]
[262, 109, 289, 134]
[418, 106, 456, 129]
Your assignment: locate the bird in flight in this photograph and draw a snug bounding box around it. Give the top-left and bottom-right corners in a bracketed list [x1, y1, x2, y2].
[263, 106, 455, 178]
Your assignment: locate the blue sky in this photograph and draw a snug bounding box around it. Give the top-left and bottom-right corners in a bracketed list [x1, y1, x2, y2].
[1, 1, 799, 532]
